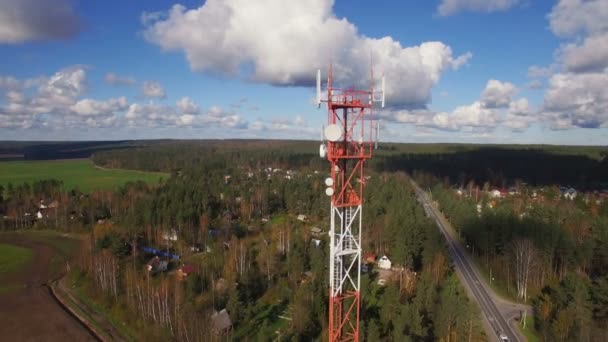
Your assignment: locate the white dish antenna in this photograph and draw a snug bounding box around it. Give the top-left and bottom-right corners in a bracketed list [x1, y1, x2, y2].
[319, 144, 327, 158]
[325, 177, 334, 186]
[325, 187, 334, 196]
[324, 124, 342, 142]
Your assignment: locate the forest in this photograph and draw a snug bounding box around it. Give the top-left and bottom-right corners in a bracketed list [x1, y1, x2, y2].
[0, 141, 487, 341]
[420, 177, 608, 341]
[2, 140, 606, 341]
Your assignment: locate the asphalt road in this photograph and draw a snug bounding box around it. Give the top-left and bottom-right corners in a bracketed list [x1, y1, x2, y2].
[411, 181, 526, 342]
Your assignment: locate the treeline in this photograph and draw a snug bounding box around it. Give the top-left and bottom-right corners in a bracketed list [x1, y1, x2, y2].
[380, 147, 608, 187]
[426, 179, 608, 341]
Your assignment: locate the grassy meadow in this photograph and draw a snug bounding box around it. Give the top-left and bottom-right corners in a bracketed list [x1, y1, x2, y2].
[0, 159, 167, 193]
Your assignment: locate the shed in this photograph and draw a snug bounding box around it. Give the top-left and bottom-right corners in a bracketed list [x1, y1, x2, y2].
[297, 214, 307, 222]
[378, 255, 392, 270]
[211, 309, 233, 334]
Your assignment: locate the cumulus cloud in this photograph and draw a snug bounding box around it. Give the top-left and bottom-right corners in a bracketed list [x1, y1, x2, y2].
[561, 32, 608, 73]
[480, 79, 517, 108]
[104, 72, 136, 86]
[381, 79, 534, 133]
[548, 0, 608, 37]
[0, 66, 249, 132]
[70, 97, 128, 116]
[542, 72, 608, 129]
[536, 0, 608, 130]
[141, 81, 166, 98]
[176, 97, 199, 114]
[142, 0, 471, 108]
[0, 0, 81, 43]
[437, 0, 519, 16]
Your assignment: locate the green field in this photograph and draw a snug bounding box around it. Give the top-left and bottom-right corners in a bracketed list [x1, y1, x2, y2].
[0, 159, 167, 193]
[0, 243, 33, 275]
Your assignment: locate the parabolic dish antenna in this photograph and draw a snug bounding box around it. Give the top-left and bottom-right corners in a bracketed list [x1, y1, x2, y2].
[324, 124, 342, 142]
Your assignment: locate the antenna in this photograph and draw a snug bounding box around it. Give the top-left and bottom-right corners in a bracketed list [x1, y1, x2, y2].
[375, 120, 380, 149]
[381, 76, 385, 108]
[321, 124, 325, 142]
[316, 69, 322, 108]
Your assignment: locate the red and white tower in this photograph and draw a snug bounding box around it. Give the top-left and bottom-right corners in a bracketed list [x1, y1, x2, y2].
[317, 65, 384, 342]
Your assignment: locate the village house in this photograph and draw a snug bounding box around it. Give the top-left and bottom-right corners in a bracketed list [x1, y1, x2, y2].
[146, 256, 168, 273]
[211, 309, 233, 335]
[364, 253, 377, 264]
[378, 255, 392, 270]
[162, 229, 178, 242]
[563, 187, 577, 200]
[176, 264, 196, 281]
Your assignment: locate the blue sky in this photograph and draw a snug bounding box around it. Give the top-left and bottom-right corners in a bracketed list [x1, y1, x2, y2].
[0, 0, 607, 145]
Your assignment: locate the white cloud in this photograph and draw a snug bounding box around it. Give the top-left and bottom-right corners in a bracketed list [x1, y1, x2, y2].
[536, 0, 608, 130]
[437, 0, 519, 16]
[104, 72, 136, 86]
[142, 0, 471, 108]
[480, 79, 517, 108]
[0, 66, 253, 133]
[548, 0, 608, 37]
[527, 65, 557, 79]
[141, 81, 166, 98]
[542, 71, 608, 129]
[70, 97, 128, 116]
[561, 32, 608, 73]
[176, 96, 199, 114]
[0, 0, 80, 43]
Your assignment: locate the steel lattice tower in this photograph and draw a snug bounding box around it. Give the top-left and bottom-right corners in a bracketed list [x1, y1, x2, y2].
[317, 65, 383, 342]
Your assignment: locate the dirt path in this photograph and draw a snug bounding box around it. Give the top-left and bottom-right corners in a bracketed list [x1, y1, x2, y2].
[0, 233, 98, 342]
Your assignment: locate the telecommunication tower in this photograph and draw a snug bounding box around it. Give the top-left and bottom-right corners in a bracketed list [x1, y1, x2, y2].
[317, 65, 384, 342]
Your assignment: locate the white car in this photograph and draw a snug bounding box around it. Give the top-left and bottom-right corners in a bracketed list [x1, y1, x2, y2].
[499, 333, 509, 341]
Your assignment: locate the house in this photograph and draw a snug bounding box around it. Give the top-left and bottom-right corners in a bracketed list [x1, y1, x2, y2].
[310, 226, 323, 236]
[146, 256, 168, 273]
[176, 264, 196, 281]
[211, 309, 233, 335]
[162, 229, 178, 241]
[563, 187, 577, 200]
[364, 253, 377, 264]
[297, 214, 307, 222]
[489, 189, 502, 198]
[378, 255, 392, 270]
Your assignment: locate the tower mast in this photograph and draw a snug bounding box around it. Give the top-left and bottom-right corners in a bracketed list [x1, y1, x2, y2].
[317, 65, 384, 342]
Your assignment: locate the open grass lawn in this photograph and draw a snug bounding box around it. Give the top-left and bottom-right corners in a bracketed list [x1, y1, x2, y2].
[0, 159, 167, 193]
[0, 243, 33, 274]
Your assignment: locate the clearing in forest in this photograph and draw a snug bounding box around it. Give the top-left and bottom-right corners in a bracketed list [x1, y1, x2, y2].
[0, 159, 167, 193]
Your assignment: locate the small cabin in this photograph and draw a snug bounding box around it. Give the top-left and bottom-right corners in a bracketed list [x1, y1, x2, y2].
[378, 255, 392, 270]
